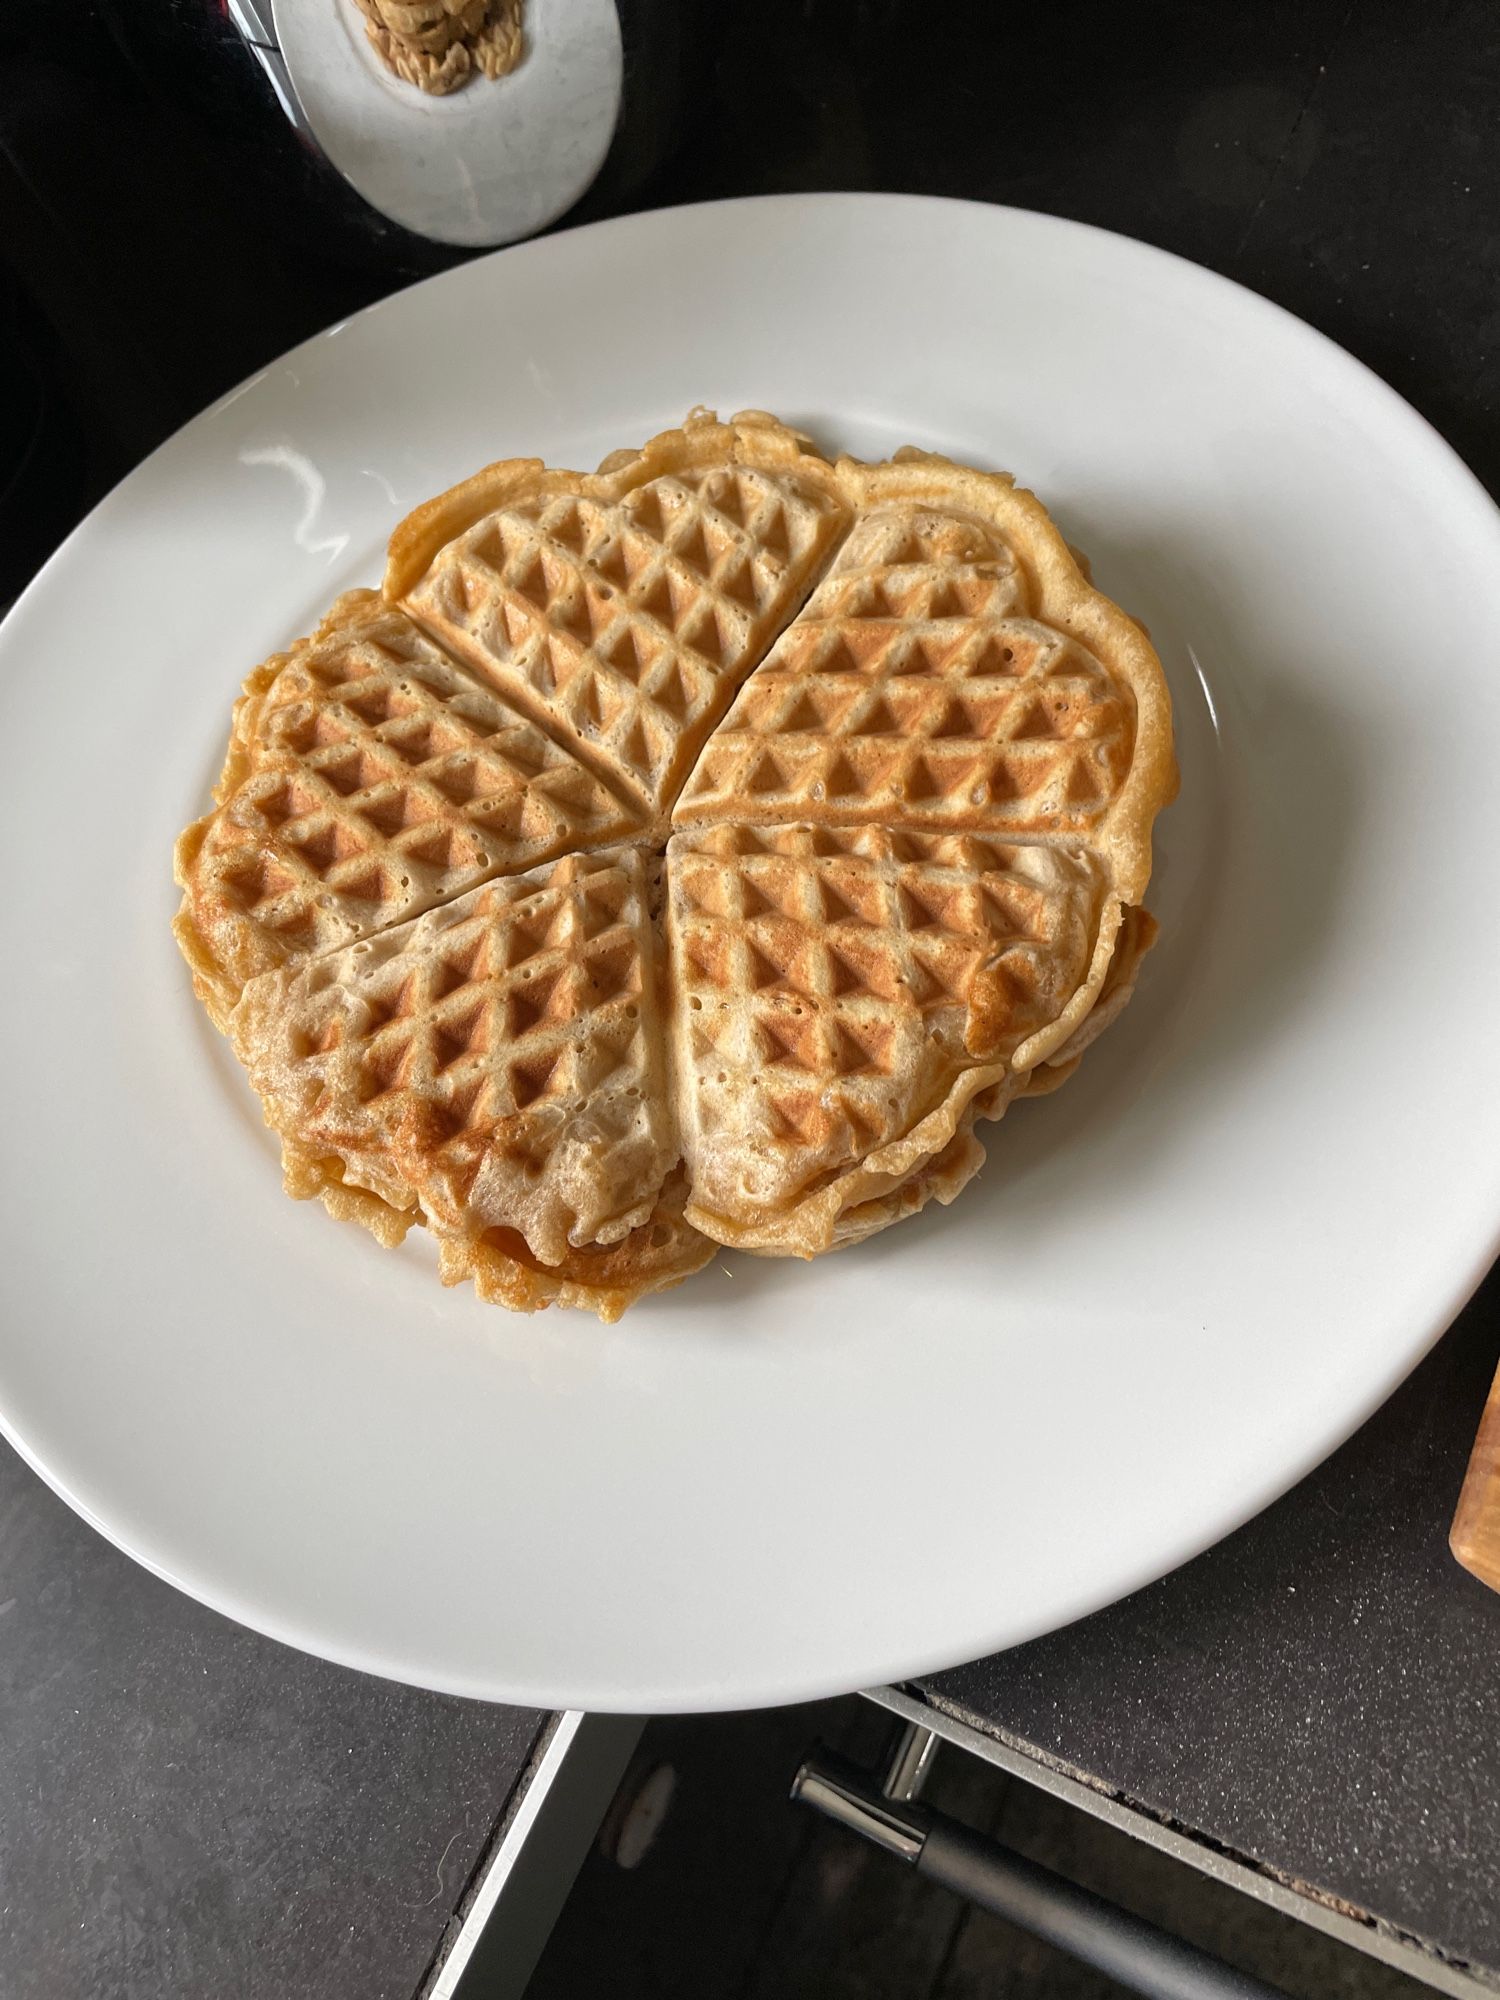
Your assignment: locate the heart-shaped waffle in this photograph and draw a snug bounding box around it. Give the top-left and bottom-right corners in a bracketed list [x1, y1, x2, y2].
[176, 412, 1176, 1319]
[387, 415, 851, 823]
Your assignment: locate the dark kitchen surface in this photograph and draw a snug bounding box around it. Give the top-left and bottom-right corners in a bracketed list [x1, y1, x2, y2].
[918, 1271, 1500, 1986]
[0, 1440, 548, 2000]
[6, 1, 1500, 562]
[3, 2, 1499, 1997]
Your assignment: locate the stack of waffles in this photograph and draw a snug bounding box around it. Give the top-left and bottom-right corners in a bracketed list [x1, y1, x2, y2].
[175, 411, 1176, 1319]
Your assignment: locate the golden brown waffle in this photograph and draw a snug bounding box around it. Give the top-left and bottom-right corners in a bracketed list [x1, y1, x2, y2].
[177, 413, 1177, 1319]
[229, 847, 673, 1267]
[675, 460, 1175, 909]
[824, 902, 1160, 1256]
[174, 591, 642, 1028]
[437, 1168, 716, 1322]
[388, 413, 850, 823]
[827, 1121, 989, 1252]
[825, 903, 1160, 1251]
[666, 823, 1115, 1255]
[1033, 901, 1158, 1075]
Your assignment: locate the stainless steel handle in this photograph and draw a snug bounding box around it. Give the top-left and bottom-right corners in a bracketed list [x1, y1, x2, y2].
[792, 1746, 1292, 2000]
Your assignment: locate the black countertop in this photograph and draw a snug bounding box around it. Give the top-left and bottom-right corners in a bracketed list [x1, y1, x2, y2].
[0, 1439, 547, 2000]
[918, 1273, 1500, 1987]
[7, 1, 1500, 546]
[3, 1, 1500, 1993]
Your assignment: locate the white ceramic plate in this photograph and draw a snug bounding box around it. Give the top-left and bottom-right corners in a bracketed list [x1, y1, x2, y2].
[3, 196, 1498, 1712]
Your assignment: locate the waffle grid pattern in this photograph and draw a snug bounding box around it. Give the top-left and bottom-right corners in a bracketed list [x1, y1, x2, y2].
[237, 849, 671, 1265]
[406, 465, 847, 812]
[668, 824, 1103, 1222]
[180, 601, 638, 998]
[676, 507, 1134, 834]
[179, 421, 1170, 1316]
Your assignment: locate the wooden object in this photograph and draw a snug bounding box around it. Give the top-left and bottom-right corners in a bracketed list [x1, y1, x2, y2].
[1451, 1357, 1500, 1588]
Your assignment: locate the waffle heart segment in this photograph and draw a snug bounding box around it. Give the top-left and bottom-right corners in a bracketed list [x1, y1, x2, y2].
[665, 822, 1117, 1255]
[675, 452, 1175, 911]
[674, 506, 1133, 833]
[389, 413, 851, 823]
[175, 591, 643, 1028]
[229, 846, 675, 1271]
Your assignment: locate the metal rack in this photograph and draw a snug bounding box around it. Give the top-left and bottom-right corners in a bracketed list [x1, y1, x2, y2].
[795, 1719, 1290, 2000]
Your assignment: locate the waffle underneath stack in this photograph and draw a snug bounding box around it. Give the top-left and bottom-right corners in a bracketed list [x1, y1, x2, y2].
[174, 410, 1177, 1320]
